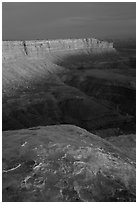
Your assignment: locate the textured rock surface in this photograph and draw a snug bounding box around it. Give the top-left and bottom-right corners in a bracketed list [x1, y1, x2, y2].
[107, 134, 136, 162]
[3, 125, 136, 202]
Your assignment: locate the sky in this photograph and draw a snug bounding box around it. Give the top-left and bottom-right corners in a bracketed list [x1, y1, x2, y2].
[2, 2, 136, 40]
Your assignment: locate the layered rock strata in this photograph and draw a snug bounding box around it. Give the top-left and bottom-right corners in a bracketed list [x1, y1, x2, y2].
[3, 38, 114, 61]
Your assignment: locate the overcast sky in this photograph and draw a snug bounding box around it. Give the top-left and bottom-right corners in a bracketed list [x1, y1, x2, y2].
[2, 2, 136, 40]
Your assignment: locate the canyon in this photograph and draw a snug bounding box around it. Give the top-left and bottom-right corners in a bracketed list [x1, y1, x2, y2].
[2, 38, 136, 201]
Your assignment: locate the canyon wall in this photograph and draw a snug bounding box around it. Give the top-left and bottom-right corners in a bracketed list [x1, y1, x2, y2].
[3, 38, 115, 61]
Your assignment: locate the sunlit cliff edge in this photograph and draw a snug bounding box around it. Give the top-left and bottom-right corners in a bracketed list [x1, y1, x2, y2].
[2, 37, 115, 96]
[2, 38, 115, 61]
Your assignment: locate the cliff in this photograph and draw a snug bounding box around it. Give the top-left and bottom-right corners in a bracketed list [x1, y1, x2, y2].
[2, 38, 115, 61]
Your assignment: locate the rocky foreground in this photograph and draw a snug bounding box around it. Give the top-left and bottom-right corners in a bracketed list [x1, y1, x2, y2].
[3, 125, 136, 202]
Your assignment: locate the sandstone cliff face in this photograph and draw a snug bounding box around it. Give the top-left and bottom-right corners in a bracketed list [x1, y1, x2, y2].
[2, 38, 115, 61]
[2, 37, 116, 96]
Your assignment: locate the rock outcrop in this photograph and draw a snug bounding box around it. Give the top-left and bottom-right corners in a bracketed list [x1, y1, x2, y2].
[3, 38, 114, 61]
[2, 38, 115, 96]
[2, 125, 136, 202]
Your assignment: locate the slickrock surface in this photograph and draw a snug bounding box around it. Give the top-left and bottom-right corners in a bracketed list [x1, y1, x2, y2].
[2, 125, 136, 202]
